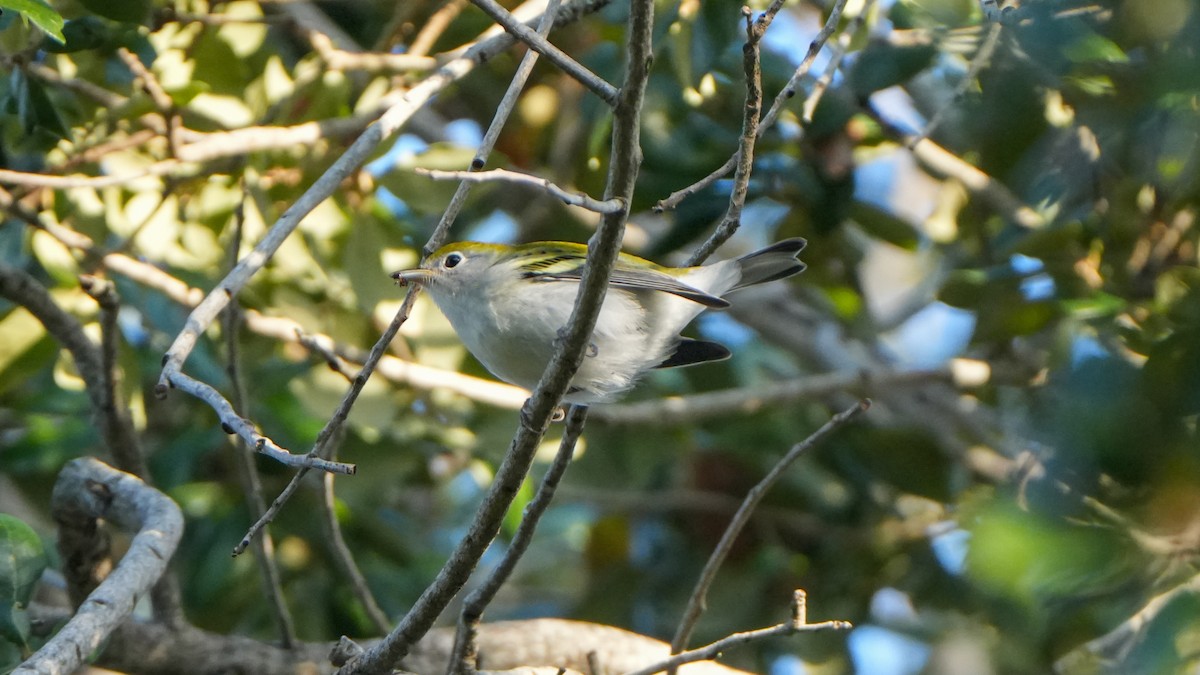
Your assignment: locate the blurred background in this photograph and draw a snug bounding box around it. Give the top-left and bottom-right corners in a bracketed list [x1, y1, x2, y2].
[2, 0, 1199, 672]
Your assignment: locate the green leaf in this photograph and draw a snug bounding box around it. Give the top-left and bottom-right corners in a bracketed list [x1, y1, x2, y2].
[502, 477, 534, 537]
[0, 0, 65, 43]
[23, 75, 69, 138]
[849, 40, 938, 96]
[75, 0, 149, 23]
[0, 514, 47, 648]
[41, 15, 111, 53]
[7, 67, 68, 138]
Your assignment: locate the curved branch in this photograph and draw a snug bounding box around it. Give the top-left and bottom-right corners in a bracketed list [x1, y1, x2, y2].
[16, 458, 184, 675]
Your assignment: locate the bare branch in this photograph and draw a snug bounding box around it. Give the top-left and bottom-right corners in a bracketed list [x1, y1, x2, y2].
[417, 168, 625, 214]
[15, 458, 184, 675]
[468, 0, 619, 106]
[669, 401, 870, 655]
[448, 405, 589, 674]
[338, 0, 653, 668]
[683, 0, 779, 266]
[1054, 571, 1200, 673]
[409, 0, 471, 57]
[0, 161, 189, 189]
[655, 0, 851, 213]
[167, 371, 355, 474]
[234, 296, 418, 555]
[631, 591, 851, 675]
[321, 469, 393, 635]
[427, 0, 565, 252]
[308, 30, 440, 73]
[908, 20, 1003, 146]
[222, 208, 299, 647]
[0, 263, 147, 477]
[592, 368, 952, 425]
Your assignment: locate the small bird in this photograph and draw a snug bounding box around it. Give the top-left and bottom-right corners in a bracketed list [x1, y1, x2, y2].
[392, 238, 806, 404]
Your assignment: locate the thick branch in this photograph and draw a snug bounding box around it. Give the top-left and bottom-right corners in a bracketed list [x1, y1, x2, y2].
[16, 458, 184, 675]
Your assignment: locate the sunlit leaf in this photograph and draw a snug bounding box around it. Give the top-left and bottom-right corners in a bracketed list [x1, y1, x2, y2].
[0, 514, 47, 648]
[0, 0, 63, 42]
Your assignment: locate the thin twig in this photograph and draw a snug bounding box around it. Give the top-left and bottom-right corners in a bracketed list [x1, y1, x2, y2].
[468, 0, 619, 106]
[0, 162, 188, 188]
[668, 400, 870, 656]
[0, 264, 147, 477]
[447, 405, 589, 674]
[683, 0, 780, 266]
[426, 0, 564, 252]
[168, 372, 355, 475]
[408, 0, 470, 57]
[116, 46, 183, 158]
[655, 0, 851, 212]
[223, 202, 299, 648]
[321, 468, 393, 635]
[1053, 571, 1200, 673]
[907, 20, 1003, 147]
[802, 0, 874, 124]
[337, 0, 652, 668]
[417, 168, 625, 214]
[309, 30, 440, 73]
[864, 103, 1046, 229]
[631, 591, 851, 675]
[234, 294, 418, 555]
[591, 368, 950, 425]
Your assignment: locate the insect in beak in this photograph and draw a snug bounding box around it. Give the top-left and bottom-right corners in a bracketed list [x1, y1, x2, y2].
[390, 269, 434, 287]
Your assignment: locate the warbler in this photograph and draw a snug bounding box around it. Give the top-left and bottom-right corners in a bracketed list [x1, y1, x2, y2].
[391, 238, 806, 404]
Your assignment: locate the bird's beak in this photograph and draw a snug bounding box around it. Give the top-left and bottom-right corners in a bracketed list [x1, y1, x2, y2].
[391, 268, 434, 287]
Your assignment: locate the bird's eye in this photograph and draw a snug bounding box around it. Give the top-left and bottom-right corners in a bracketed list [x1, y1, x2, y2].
[443, 252, 463, 269]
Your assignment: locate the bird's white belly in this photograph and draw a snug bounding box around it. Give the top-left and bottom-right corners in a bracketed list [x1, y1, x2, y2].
[435, 283, 676, 403]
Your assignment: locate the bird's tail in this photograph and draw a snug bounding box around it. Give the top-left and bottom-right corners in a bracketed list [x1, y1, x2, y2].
[731, 237, 807, 290]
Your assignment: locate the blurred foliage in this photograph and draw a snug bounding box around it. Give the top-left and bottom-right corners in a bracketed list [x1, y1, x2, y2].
[1, 0, 1199, 673]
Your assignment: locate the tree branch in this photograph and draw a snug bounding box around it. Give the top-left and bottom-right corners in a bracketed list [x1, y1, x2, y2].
[632, 591, 851, 675]
[655, 0, 851, 213]
[468, 0, 619, 106]
[447, 405, 589, 674]
[417, 167, 625, 214]
[336, 0, 653, 668]
[591, 368, 952, 425]
[669, 401, 869, 655]
[15, 458, 184, 675]
[0, 263, 147, 478]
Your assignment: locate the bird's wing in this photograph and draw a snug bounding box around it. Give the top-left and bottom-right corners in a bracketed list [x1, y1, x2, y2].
[520, 254, 729, 308]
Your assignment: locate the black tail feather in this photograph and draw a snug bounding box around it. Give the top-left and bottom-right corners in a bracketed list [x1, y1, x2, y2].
[654, 338, 732, 369]
[732, 238, 807, 290]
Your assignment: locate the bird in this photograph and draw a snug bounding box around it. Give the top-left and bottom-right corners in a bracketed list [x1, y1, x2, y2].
[391, 238, 806, 404]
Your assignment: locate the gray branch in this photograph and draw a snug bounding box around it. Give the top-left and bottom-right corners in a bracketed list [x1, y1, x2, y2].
[16, 458, 184, 675]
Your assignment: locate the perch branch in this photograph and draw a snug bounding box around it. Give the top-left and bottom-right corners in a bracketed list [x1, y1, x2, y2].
[448, 405, 590, 674]
[338, 0, 653, 668]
